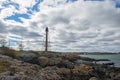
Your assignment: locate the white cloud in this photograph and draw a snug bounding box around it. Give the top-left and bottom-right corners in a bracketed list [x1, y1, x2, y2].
[11, 0, 36, 13]
[0, 5, 16, 19]
[40, 0, 68, 7]
[0, 0, 120, 52]
[37, 0, 120, 52]
[0, 0, 38, 20]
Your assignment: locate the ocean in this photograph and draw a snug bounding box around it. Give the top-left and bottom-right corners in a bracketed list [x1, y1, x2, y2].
[79, 54, 120, 67]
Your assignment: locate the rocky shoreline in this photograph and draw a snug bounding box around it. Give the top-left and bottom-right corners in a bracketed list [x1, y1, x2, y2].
[0, 49, 120, 80]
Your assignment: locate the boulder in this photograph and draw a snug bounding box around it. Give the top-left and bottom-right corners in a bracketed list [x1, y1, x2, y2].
[38, 56, 49, 67]
[16, 52, 39, 64]
[89, 77, 98, 80]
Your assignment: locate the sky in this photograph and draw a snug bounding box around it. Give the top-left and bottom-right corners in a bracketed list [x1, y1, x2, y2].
[0, 0, 120, 52]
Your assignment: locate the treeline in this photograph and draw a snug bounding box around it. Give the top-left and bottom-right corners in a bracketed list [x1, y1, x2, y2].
[76, 52, 120, 55]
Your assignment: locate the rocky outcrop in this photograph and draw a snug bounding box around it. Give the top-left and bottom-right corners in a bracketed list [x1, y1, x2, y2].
[37, 67, 61, 80]
[38, 52, 74, 68]
[0, 52, 120, 80]
[16, 52, 39, 64]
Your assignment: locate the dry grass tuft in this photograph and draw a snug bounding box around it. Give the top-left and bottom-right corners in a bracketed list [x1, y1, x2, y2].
[0, 47, 22, 58]
[0, 59, 11, 73]
[63, 53, 78, 62]
[73, 64, 93, 75]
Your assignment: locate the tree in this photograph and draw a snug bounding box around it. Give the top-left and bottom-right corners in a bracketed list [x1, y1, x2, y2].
[0, 39, 7, 47]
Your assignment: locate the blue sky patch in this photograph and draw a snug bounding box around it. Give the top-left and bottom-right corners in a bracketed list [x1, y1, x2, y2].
[116, 2, 120, 8]
[32, 0, 42, 12]
[2, 1, 19, 10]
[10, 36, 22, 40]
[2, 0, 43, 23]
[84, 0, 104, 1]
[4, 13, 30, 23]
[27, 0, 43, 14]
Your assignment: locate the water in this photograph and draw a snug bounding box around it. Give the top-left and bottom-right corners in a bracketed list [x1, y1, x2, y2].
[79, 54, 120, 67]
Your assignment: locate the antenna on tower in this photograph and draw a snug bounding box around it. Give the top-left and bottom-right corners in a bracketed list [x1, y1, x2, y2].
[19, 34, 23, 51]
[45, 27, 49, 52]
[19, 40, 23, 51]
[9, 39, 11, 48]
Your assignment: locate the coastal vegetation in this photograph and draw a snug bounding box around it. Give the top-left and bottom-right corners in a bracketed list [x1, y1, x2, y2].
[0, 59, 11, 74]
[0, 47, 120, 80]
[0, 47, 22, 58]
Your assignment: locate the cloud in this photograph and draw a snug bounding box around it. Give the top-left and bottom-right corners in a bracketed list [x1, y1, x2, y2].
[0, 22, 8, 34]
[0, 5, 16, 19]
[0, 0, 120, 52]
[38, 0, 120, 52]
[10, 0, 36, 13]
[0, 0, 41, 23]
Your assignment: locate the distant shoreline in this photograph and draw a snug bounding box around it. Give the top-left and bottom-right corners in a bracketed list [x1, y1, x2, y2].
[47, 51, 120, 55]
[78, 53, 120, 55]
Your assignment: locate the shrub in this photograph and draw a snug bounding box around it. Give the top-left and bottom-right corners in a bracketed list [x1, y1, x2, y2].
[56, 68, 71, 75]
[57, 60, 74, 69]
[63, 53, 78, 62]
[73, 64, 93, 75]
[0, 59, 11, 73]
[2, 47, 22, 58]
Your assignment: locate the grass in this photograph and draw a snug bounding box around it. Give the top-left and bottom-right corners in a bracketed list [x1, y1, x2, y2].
[0, 49, 4, 54]
[0, 47, 22, 58]
[0, 59, 11, 73]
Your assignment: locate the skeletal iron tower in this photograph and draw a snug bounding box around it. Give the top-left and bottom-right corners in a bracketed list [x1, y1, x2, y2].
[45, 27, 48, 52]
